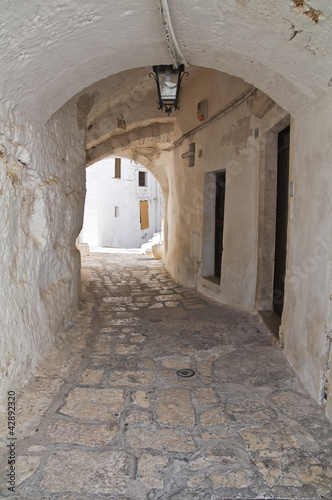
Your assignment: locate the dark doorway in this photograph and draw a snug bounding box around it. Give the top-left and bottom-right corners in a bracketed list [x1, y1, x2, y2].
[215, 172, 226, 278]
[273, 126, 290, 317]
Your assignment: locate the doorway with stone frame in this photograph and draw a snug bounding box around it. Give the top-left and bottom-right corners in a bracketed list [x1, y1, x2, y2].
[255, 113, 291, 342]
[201, 170, 226, 285]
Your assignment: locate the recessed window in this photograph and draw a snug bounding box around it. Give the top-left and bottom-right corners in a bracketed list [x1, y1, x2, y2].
[114, 206, 120, 218]
[138, 171, 146, 187]
[114, 158, 121, 178]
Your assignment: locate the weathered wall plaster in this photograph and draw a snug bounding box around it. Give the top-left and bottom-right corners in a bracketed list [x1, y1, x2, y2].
[282, 91, 332, 407]
[164, 69, 260, 310]
[154, 69, 332, 418]
[86, 122, 174, 166]
[0, 99, 85, 404]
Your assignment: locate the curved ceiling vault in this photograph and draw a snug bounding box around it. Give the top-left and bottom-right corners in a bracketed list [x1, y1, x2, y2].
[1, 0, 332, 124]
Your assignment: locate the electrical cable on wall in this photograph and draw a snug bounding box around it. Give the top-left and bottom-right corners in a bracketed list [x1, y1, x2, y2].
[159, 0, 188, 67]
[165, 85, 257, 151]
[132, 86, 257, 159]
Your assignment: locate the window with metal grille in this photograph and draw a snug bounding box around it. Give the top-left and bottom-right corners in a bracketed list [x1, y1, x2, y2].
[114, 158, 121, 178]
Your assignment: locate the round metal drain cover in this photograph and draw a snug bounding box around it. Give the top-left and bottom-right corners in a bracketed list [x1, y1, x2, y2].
[176, 369, 195, 378]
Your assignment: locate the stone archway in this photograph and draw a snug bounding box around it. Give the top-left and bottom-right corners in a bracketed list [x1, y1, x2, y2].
[1, 2, 331, 124]
[1, 2, 332, 421]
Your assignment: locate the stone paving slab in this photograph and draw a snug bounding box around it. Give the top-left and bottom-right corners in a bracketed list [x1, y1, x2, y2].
[0, 252, 332, 499]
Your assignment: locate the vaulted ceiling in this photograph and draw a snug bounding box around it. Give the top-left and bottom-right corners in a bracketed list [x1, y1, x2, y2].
[1, 0, 331, 124]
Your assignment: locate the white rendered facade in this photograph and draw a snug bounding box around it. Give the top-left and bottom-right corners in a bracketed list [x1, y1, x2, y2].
[82, 158, 164, 249]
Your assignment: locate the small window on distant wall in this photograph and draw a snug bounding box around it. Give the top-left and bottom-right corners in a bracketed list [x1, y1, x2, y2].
[138, 171, 146, 187]
[114, 158, 121, 178]
[114, 206, 120, 218]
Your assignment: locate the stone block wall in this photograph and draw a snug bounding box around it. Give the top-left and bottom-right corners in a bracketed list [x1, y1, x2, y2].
[0, 99, 86, 404]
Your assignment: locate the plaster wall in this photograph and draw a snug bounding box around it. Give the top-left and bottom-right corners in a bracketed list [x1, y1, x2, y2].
[164, 69, 261, 310]
[282, 91, 332, 408]
[84, 67, 176, 150]
[82, 157, 163, 249]
[162, 70, 332, 418]
[0, 99, 85, 404]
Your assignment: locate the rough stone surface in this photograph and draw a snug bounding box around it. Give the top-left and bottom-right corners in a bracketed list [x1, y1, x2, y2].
[137, 453, 168, 489]
[46, 421, 118, 446]
[0, 252, 331, 499]
[0, 97, 85, 406]
[200, 407, 229, 426]
[161, 356, 191, 369]
[41, 450, 129, 494]
[126, 428, 196, 453]
[125, 411, 152, 424]
[16, 456, 41, 486]
[157, 389, 195, 426]
[108, 370, 155, 386]
[80, 369, 104, 385]
[210, 470, 252, 489]
[115, 344, 140, 354]
[59, 387, 124, 422]
[196, 387, 219, 405]
[132, 391, 150, 408]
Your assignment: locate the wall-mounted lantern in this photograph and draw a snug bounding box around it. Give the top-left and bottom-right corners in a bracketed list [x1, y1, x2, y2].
[150, 64, 188, 115]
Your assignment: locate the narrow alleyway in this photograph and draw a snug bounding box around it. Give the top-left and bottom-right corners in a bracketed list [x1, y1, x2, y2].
[1, 252, 332, 499]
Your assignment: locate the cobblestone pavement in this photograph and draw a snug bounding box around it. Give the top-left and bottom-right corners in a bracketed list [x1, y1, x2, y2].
[1, 252, 332, 499]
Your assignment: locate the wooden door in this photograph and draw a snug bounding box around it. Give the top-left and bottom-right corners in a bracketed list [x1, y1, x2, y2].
[140, 200, 149, 230]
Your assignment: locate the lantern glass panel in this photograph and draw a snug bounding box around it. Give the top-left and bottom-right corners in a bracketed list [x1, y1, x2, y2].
[150, 64, 187, 115]
[159, 70, 178, 105]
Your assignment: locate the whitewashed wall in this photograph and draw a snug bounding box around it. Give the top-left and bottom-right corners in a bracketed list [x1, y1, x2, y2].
[164, 70, 259, 310]
[161, 70, 332, 419]
[283, 92, 332, 414]
[82, 157, 163, 249]
[0, 99, 85, 404]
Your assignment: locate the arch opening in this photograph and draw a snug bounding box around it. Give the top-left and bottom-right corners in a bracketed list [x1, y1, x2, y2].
[77, 63, 332, 425]
[81, 156, 165, 254]
[1, 6, 331, 425]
